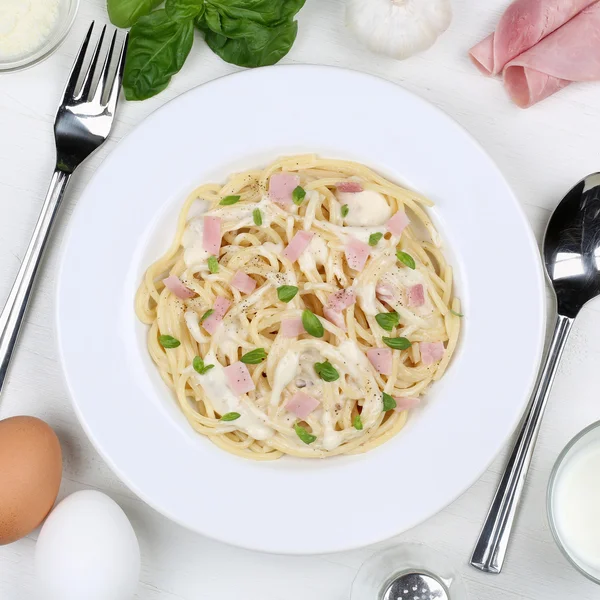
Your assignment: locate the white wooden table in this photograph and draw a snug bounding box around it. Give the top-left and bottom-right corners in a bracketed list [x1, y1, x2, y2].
[2, 0, 600, 598]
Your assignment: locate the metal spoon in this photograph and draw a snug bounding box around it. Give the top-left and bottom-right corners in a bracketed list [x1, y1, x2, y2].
[471, 173, 600, 574]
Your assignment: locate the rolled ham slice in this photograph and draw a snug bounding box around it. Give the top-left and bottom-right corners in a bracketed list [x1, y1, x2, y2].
[367, 348, 392, 376]
[504, 2, 600, 107]
[202, 296, 231, 334]
[203, 216, 222, 255]
[345, 237, 370, 271]
[283, 231, 314, 263]
[163, 275, 195, 299]
[469, 0, 596, 76]
[286, 392, 320, 419]
[269, 173, 300, 206]
[231, 270, 256, 294]
[224, 361, 255, 395]
[281, 318, 305, 338]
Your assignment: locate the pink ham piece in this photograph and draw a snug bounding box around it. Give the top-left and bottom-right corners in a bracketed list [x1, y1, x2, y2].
[231, 270, 256, 294]
[376, 283, 395, 305]
[269, 173, 300, 206]
[162, 275, 195, 299]
[469, 0, 596, 76]
[367, 348, 392, 376]
[504, 3, 600, 107]
[203, 216, 222, 255]
[345, 237, 370, 271]
[327, 288, 356, 311]
[283, 231, 314, 263]
[223, 361, 255, 395]
[285, 392, 320, 419]
[336, 181, 363, 193]
[394, 397, 421, 412]
[420, 342, 445, 366]
[202, 296, 231, 335]
[407, 284, 425, 307]
[323, 306, 346, 330]
[386, 211, 410, 236]
[280, 318, 305, 338]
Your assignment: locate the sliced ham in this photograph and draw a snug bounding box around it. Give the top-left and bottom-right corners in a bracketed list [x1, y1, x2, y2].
[282, 231, 314, 263]
[231, 270, 256, 294]
[202, 296, 231, 334]
[281, 318, 305, 338]
[269, 173, 300, 206]
[285, 392, 320, 419]
[163, 275, 195, 299]
[386, 211, 410, 236]
[407, 284, 425, 307]
[376, 283, 395, 305]
[420, 342, 445, 366]
[367, 348, 392, 376]
[394, 397, 421, 412]
[203, 216, 222, 255]
[323, 306, 346, 330]
[345, 237, 370, 271]
[469, 0, 596, 76]
[503, 3, 600, 107]
[336, 181, 363, 193]
[223, 361, 255, 395]
[327, 288, 356, 311]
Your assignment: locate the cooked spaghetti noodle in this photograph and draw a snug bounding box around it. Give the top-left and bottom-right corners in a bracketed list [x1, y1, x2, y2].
[135, 156, 460, 460]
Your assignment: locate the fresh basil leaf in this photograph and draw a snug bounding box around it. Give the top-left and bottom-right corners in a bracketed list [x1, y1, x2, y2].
[253, 208, 262, 226]
[292, 186, 306, 205]
[369, 232, 383, 247]
[396, 250, 416, 270]
[382, 392, 397, 412]
[302, 310, 324, 338]
[341, 204, 349, 218]
[314, 360, 339, 382]
[241, 348, 267, 364]
[202, 0, 305, 30]
[123, 10, 194, 101]
[220, 195, 241, 205]
[193, 355, 214, 375]
[294, 423, 316, 445]
[200, 309, 214, 322]
[450, 309, 464, 317]
[382, 336, 412, 350]
[107, 0, 162, 28]
[165, 0, 205, 21]
[159, 334, 180, 348]
[221, 412, 241, 421]
[277, 285, 298, 303]
[353, 414, 363, 430]
[201, 19, 299, 68]
[375, 311, 400, 332]
[208, 256, 219, 273]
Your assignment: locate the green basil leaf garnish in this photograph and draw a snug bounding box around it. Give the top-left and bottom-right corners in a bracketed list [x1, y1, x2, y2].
[159, 334, 180, 349]
[294, 423, 317, 445]
[220, 195, 241, 206]
[221, 412, 241, 422]
[277, 285, 298, 303]
[369, 232, 383, 247]
[396, 251, 416, 270]
[108, 0, 162, 28]
[193, 355, 214, 375]
[341, 204, 349, 218]
[240, 348, 267, 364]
[375, 311, 400, 332]
[165, 0, 204, 22]
[292, 186, 306, 205]
[382, 336, 412, 350]
[353, 414, 363, 430]
[200, 309, 214, 322]
[382, 392, 397, 412]
[450, 309, 464, 317]
[208, 256, 219, 273]
[302, 310, 324, 338]
[253, 208, 263, 226]
[314, 360, 339, 382]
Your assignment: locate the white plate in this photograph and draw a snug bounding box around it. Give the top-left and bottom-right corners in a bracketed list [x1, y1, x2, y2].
[57, 66, 545, 555]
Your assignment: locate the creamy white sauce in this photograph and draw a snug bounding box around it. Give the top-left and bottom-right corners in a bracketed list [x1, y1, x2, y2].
[337, 189, 392, 226]
[208, 196, 277, 232]
[182, 218, 211, 269]
[184, 310, 205, 344]
[356, 283, 378, 316]
[298, 234, 329, 274]
[196, 351, 273, 440]
[270, 352, 300, 407]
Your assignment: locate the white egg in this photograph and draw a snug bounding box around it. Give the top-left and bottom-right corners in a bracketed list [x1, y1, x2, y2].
[35, 490, 140, 600]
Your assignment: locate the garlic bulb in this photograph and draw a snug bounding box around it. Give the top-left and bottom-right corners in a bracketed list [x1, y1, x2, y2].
[346, 0, 452, 60]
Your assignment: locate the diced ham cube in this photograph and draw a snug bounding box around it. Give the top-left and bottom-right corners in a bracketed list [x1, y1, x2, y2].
[407, 284, 425, 307]
[281, 319, 305, 338]
[367, 348, 392, 376]
[394, 397, 421, 412]
[344, 237, 370, 271]
[224, 361, 255, 395]
[231, 270, 256, 294]
[386, 211, 410, 236]
[269, 173, 300, 205]
[336, 181, 363, 193]
[420, 342, 445, 366]
[327, 288, 356, 311]
[323, 306, 346, 331]
[283, 231, 314, 263]
[202, 296, 231, 334]
[285, 392, 320, 419]
[376, 282, 395, 305]
[203, 216, 222, 255]
[162, 275, 195, 299]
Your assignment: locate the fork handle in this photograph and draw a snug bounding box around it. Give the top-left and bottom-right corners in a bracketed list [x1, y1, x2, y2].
[0, 169, 71, 396]
[470, 313, 574, 573]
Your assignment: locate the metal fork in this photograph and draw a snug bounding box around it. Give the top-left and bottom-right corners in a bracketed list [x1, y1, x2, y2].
[0, 23, 128, 395]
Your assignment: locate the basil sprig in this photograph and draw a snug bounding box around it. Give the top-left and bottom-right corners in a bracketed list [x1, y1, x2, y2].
[253, 208, 262, 226]
[220, 195, 241, 206]
[382, 392, 397, 412]
[341, 204, 349, 218]
[314, 360, 339, 382]
[200, 309, 214, 322]
[302, 310, 324, 338]
[294, 423, 317, 445]
[353, 414, 363, 430]
[375, 311, 400, 332]
[277, 285, 298, 303]
[193, 355, 214, 375]
[207, 256, 219, 273]
[221, 412, 241, 422]
[241, 348, 267, 364]
[369, 232, 383, 246]
[292, 186, 306, 205]
[382, 336, 412, 350]
[450, 309, 464, 317]
[396, 250, 416, 269]
[159, 334, 180, 348]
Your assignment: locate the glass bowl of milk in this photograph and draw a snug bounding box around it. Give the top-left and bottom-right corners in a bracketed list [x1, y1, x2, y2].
[548, 420, 600, 584]
[0, 0, 79, 72]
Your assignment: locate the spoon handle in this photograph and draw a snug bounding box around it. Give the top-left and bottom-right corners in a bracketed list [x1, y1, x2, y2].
[470, 313, 573, 574]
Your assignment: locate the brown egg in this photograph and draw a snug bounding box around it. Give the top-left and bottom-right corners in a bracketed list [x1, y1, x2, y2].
[0, 416, 62, 545]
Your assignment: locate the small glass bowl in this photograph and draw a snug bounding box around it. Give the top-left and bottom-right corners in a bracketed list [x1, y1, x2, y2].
[0, 0, 79, 73]
[547, 420, 600, 585]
